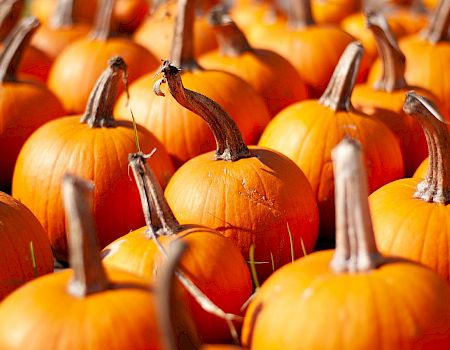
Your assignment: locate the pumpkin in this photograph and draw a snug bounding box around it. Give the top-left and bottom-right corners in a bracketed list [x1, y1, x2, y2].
[116, 0, 270, 168]
[424, 0, 439, 9]
[30, 0, 90, 61]
[48, 0, 158, 114]
[242, 138, 450, 349]
[13, 56, 174, 262]
[311, 0, 360, 24]
[30, 0, 96, 24]
[368, 0, 450, 119]
[158, 61, 319, 281]
[0, 17, 65, 192]
[103, 152, 252, 343]
[352, 12, 430, 176]
[258, 42, 404, 239]
[0, 175, 199, 350]
[369, 92, 450, 282]
[198, 7, 309, 117]
[0, 0, 23, 40]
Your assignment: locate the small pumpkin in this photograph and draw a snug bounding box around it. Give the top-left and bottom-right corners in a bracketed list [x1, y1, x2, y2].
[312, 0, 360, 24]
[30, 0, 96, 24]
[242, 138, 450, 349]
[13, 56, 174, 262]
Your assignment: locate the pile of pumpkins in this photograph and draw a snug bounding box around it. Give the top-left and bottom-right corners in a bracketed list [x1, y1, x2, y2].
[0, 0, 449, 348]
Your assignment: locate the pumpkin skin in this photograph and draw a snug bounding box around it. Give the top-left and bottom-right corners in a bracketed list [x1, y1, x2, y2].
[0, 192, 53, 300]
[30, 0, 96, 24]
[312, 0, 360, 24]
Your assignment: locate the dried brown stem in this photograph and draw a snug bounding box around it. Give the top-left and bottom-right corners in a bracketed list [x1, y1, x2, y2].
[287, 0, 314, 29]
[0, 0, 22, 39]
[421, 0, 450, 43]
[90, 0, 115, 41]
[50, 0, 74, 29]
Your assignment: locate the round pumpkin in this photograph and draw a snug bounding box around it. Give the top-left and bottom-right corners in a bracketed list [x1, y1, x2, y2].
[312, 0, 360, 24]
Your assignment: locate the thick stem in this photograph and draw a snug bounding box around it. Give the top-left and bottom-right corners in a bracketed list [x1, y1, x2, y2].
[129, 152, 180, 238]
[62, 174, 109, 297]
[153, 60, 252, 161]
[208, 6, 252, 57]
[50, 0, 74, 29]
[90, 0, 114, 41]
[80, 56, 128, 128]
[0, 17, 39, 83]
[403, 92, 450, 204]
[0, 0, 22, 38]
[170, 0, 199, 71]
[367, 12, 407, 92]
[287, 0, 314, 29]
[330, 138, 386, 273]
[319, 42, 363, 112]
[422, 0, 450, 43]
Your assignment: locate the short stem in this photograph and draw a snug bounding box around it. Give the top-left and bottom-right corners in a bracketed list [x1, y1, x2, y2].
[90, 0, 114, 41]
[169, 0, 200, 71]
[154, 61, 252, 162]
[80, 56, 127, 128]
[422, 0, 450, 43]
[287, 0, 314, 29]
[330, 138, 386, 273]
[129, 152, 180, 238]
[62, 174, 109, 297]
[319, 42, 363, 112]
[50, 0, 74, 29]
[0, 17, 39, 83]
[403, 92, 450, 204]
[209, 6, 252, 57]
[367, 12, 407, 92]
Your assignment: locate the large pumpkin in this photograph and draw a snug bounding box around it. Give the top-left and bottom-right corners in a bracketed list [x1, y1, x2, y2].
[259, 42, 404, 238]
[242, 138, 450, 349]
[158, 61, 319, 282]
[13, 57, 174, 262]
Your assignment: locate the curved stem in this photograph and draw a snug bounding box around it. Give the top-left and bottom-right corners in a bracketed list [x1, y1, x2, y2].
[287, 0, 314, 30]
[154, 60, 252, 162]
[209, 6, 252, 57]
[367, 12, 407, 92]
[90, 0, 114, 41]
[50, 0, 74, 29]
[422, 0, 450, 43]
[80, 56, 128, 128]
[0, 0, 22, 38]
[403, 92, 450, 204]
[330, 138, 386, 273]
[0, 17, 39, 83]
[319, 42, 363, 112]
[129, 152, 180, 238]
[170, 0, 199, 71]
[62, 174, 109, 297]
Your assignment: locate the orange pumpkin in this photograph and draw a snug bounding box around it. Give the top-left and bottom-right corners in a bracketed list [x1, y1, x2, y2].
[0, 17, 65, 192]
[0, 175, 199, 350]
[48, 0, 158, 114]
[103, 152, 252, 343]
[13, 57, 174, 262]
[158, 61, 319, 281]
[424, 0, 439, 9]
[259, 42, 404, 238]
[242, 138, 450, 349]
[30, 0, 96, 24]
[312, 0, 360, 24]
[352, 13, 429, 176]
[116, 0, 270, 168]
[0, 0, 23, 40]
[199, 7, 308, 117]
[370, 92, 450, 282]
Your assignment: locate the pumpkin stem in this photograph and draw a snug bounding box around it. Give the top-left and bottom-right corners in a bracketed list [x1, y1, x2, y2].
[287, 0, 314, 29]
[319, 42, 363, 112]
[154, 60, 252, 162]
[170, 0, 200, 71]
[0, 0, 22, 36]
[367, 12, 407, 93]
[50, 0, 74, 29]
[90, 0, 114, 41]
[208, 6, 252, 56]
[80, 56, 128, 128]
[330, 138, 386, 273]
[0, 17, 39, 83]
[129, 152, 181, 238]
[422, 0, 450, 43]
[403, 92, 450, 204]
[62, 174, 109, 297]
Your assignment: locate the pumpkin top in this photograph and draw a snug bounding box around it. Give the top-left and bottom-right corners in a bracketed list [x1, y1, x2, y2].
[50, 0, 75, 29]
[62, 174, 109, 297]
[154, 60, 252, 162]
[90, 0, 114, 41]
[287, 0, 315, 29]
[319, 41, 363, 112]
[403, 91, 450, 204]
[422, 0, 450, 43]
[367, 12, 407, 92]
[0, 16, 39, 83]
[80, 55, 127, 128]
[330, 138, 386, 273]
